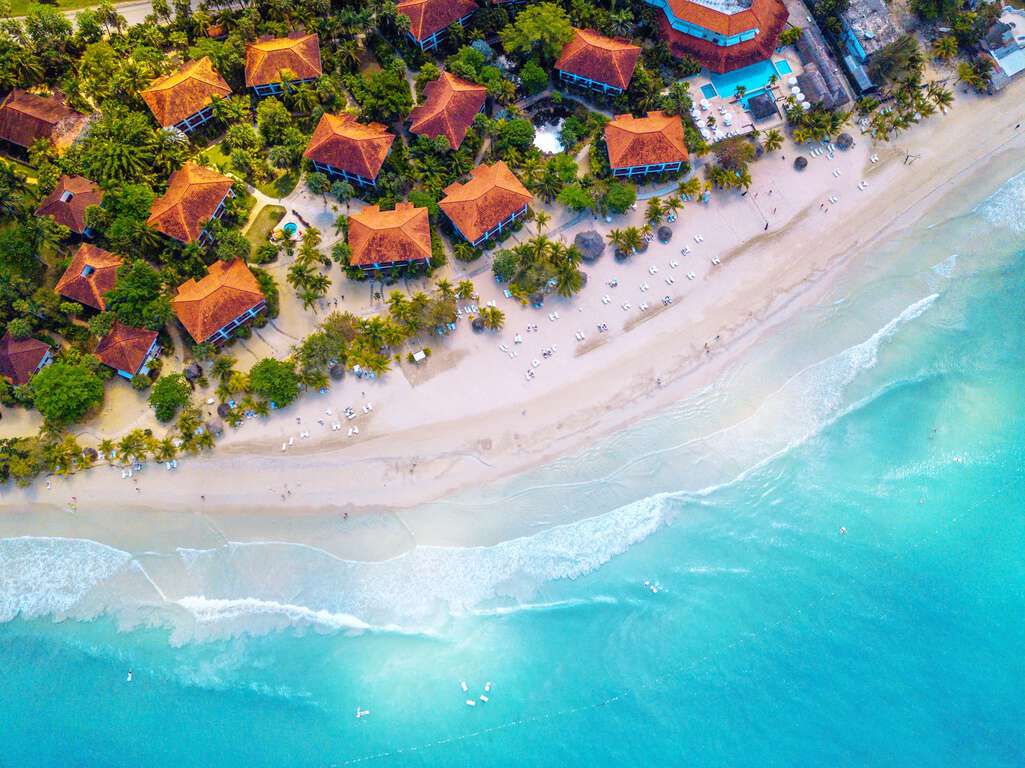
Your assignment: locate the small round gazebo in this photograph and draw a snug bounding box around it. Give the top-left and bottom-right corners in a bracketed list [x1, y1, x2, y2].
[657, 226, 672, 244]
[574, 230, 605, 263]
[794, 156, 808, 171]
[837, 133, 855, 151]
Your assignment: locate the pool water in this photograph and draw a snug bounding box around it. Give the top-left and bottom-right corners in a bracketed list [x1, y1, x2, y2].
[709, 58, 791, 106]
[700, 83, 717, 99]
[283, 222, 298, 236]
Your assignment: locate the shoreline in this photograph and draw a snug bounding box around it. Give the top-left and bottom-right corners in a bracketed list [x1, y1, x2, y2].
[2, 79, 1023, 557]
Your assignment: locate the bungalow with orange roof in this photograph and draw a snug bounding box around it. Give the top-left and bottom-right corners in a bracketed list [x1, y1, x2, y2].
[644, 0, 788, 73]
[95, 321, 159, 379]
[34, 175, 104, 237]
[397, 0, 478, 51]
[148, 163, 235, 246]
[0, 89, 90, 152]
[408, 72, 487, 150]
[0, 331, 51, 387]
[245, 32, 322, 96]
[54, 244, 122, 312]
[554, 29, 641, 96]
[141, 57, 232, 134]
[171, 259, 266, 346]
[348, 202, 432, 272]
[604, 111, 689, 178]
[303, 113, 394, 188]
[439, 162, 532, 248]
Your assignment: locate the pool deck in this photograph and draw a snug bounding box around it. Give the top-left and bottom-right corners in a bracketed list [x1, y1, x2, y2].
[684, 48, 803, 141]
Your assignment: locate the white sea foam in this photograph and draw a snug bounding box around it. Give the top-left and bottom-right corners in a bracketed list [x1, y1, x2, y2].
[932, 253, 958, 278]
[0, 536, 132, 621]
[978, 171, 1025, 234]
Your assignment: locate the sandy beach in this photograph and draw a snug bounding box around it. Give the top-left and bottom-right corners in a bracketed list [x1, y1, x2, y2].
[2, 77, 1023, 558]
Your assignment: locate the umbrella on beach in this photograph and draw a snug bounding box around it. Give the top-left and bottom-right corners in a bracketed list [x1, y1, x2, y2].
[794, 156, 808, 171]
[471, 316, 485, 332]
[657, 226, 672, 244]
[574, 230, 606, 262]
[184, 362, 203, 382]
[837, 133, 854, 150]
[216, 403, 232, 418]
[205, 420, 224, 437]
[329, 364, 345, 381]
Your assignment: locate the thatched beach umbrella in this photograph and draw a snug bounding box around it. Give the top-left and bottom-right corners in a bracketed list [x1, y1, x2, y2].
[329, 364, 345, 381]
[636, 239, 649, 254]
[837, 133, 854, 151]
[82, 447, 98, 462]
[657, 226, 672, 244]
[614, 247, 630, 262]
[530, 291, 544, 307]
[471, 316, 485, 332]
[184, 362, 203, 382]
[205, 420, 224, 437]
[794, 156, 808, 171]
[216, 402, 232, 418]
[574, 230, 605, 262]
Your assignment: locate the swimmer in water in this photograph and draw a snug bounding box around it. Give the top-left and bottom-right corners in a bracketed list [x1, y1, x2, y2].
[840, 527, 847, 536]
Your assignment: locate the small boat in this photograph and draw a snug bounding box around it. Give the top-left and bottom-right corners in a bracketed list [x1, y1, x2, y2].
[126, 671, 133, 682]
[460, 681, 468, 692]
[466, 699, 477, 707]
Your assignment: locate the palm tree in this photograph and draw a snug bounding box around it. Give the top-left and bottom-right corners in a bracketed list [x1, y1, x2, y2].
[607, 9, 633, 37]
[154, 437, 178, 463]
[291, 83, 319, 114]
[212, 355, 236, 382]
[931, 36, 957, 62]
[456, 280, 476, 300]
[677, 176, 703, 201]
[762, 129, 784, 153]
[644, 198, 666, 227]
[928, 82, 953, 110]
[479, 305, 505, 330]
[98, 438, 116, 461]
[533, 210, 551, 236]
[662, 195, 682, 219]
[607, 228, 629, 254]
[435, 278, 455, 300]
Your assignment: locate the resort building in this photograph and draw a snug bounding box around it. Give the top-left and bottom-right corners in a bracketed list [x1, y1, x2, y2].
[54, 244, 122, 312]
[983, 8, 1025, 91]
[795, 24, 852, 109]
[34, 175, 104, 237]
[397, 0, 478, 52]
[147, 163, 235, 246]
[171, 259, 266, 346]
[439, 162, 532, 248]
[347, 203, 432, 272]
[0, 89, 89, 152]
[244, 32, 322, 96]
[0, 331, 51, 386]
[840, 0, 900, 90]
[303, 114, 394, 188]
[644, 0, 789, 74]
[604, 111, 688, 178]
[408, 72, 487, 150]
[554, 29, 641, 95]
[141, 57, 232, 134]
[95, 321, 159, 379]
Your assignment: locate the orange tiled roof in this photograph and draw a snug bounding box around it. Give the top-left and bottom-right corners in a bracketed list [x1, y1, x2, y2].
[554, 29, 641, 91]
[95, 320, 158, 374]
[54, 243, 122, 311]
[0, 89, 89, 150]
[141, 57, 231, 128]
[604, 111, 688, 169]
[0, 331, 50, 386]
[34, 175, 104, 234]
[397, 0, 478, 41]
[147, 163, 234, 244]
[171, 259, 265, 343]
[655, 0, 789, 73]
[439, 162, 532, 243]
[408, 72, 487, 150]
[348, 203, 431, 267]
[303, 113, 394, 180]
[245, 32, 322, 88]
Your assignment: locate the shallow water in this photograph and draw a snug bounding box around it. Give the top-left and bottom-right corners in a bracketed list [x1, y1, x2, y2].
[2, 174, 1023, 766]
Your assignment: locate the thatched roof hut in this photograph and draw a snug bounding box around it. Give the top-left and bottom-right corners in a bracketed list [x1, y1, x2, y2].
[329, 364, 345, 380]
[184, 362, 203, 381]
[657, 226, 672, 244]
[837, 132, 854, 150]
[574, 230, 605, 262]
[794, 156, 808, 171]
[216, 402, 232, 418]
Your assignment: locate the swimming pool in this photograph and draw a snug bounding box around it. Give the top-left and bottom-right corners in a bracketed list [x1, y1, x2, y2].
[700, 83, 717, 99]
[707, 58, 792, 105]
[283, 222, 297, 237]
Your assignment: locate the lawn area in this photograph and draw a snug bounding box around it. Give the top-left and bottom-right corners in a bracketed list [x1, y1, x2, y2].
[255, 168, 301, 198]
[11, 0, 101, 15]
[245, 204, 286, 248]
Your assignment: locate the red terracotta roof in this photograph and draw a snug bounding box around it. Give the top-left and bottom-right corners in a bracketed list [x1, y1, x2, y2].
[95, 321, 158, 374]
[604, 111, 688, 169]
[655, 0, 789, 73]
[408, 72, 487, 150]
[348, 203, 432, 268]
[0, 331, 50, 386]
[439, 162, 532, 243]
[171, 259, 265, 343]
[148, 163, 234, 244]
[141, 57, 232, 128]
[555, 29, 641, 91]
[303, 114, 394, 180]
[34, 175, 104, 234]
[0, 89, 89, 150]
[245, 32, 322, 88]
[397, 0, 478, 41]
[54, 243, 122, 311]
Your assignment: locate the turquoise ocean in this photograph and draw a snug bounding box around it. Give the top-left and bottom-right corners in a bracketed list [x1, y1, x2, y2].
[2, 173, 1023, 767]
